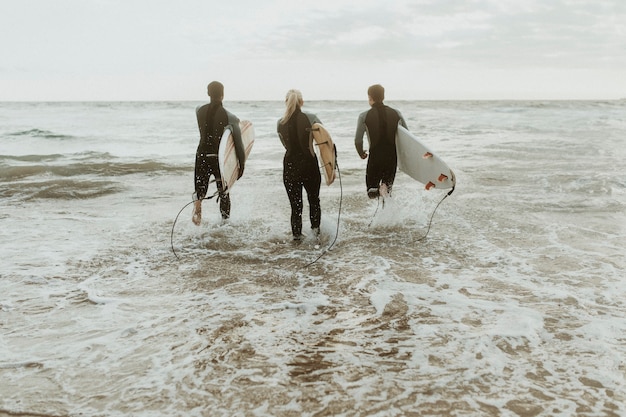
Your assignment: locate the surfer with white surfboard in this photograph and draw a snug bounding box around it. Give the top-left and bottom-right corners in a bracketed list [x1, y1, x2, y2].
[192, 81, 246, 225]
[354, 84, 408, 199]
[353, 84, 456, 240]
[277, 89, 324, 242]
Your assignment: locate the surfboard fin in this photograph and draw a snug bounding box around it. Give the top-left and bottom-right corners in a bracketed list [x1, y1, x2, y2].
[423, 152, 433, 159]
[425, 181, 436, 190]
[438, 174, 448, 182]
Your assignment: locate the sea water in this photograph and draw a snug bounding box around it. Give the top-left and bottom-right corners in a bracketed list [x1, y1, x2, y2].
[1, 100, 625, 416]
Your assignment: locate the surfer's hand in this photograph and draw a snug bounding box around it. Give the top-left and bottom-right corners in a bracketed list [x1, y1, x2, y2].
[238, 166, 244, 179]
[360, 152, 368, 160]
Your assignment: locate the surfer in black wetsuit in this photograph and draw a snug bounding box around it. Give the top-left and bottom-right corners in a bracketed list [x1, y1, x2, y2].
[354, 84, 407, 199]
[193, 81, 245, 225]
[277, 89, 322, 241]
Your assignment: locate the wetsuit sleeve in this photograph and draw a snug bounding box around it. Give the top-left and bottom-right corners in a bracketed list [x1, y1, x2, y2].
[277, 119, 287, 149]
[397, 110, 408, 129]
[226, 111, 245, 171]
[304, 113, 322, 158]
[195, 105, 205, 140]
[305, 113, 324, 157]
[354, 111, 368, 158]
[306, 113, 322, 125]
[194, 104, 210, 199]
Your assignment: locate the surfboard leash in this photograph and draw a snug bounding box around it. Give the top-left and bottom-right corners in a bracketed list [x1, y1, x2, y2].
[367, 184, 455, 240]
[413, 185, 455, 242]
[303, 159, 343, 268]
[368, 198, 382, 228]
[170, 191, 219, 260]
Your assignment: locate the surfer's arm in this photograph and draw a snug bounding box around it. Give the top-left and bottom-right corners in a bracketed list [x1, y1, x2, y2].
[277, 120, 288, 149]
[195, 105, 206, 142]
[195, 105, 203, 126]
[306, 113, 322, 126]
[227, 112, 245, 177]
[305, 113, 322, 157]
[397, 110, 408, 129]
[354, 112, 368, 159]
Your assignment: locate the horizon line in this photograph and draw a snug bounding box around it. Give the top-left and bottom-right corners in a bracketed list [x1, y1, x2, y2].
[2, 97, 625, 103]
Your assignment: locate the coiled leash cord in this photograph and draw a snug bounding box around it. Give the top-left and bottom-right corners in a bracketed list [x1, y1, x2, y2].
[413, 186, 455, 242]
[368, 186, 456, 241]
[303, 162, 343, 268]
[170, 191, 219, 260]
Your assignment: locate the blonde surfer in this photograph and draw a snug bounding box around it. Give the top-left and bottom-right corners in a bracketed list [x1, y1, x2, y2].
[277, 89, 323, 241]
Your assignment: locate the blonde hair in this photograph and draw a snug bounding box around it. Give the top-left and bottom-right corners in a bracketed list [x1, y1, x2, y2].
[280, 89, 303, 124]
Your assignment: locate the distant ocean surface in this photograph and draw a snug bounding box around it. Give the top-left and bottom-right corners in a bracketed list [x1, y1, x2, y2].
[1, 100, 625, 416]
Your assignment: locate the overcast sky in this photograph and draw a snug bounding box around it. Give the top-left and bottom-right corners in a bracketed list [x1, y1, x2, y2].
[1, 0, 625, 101]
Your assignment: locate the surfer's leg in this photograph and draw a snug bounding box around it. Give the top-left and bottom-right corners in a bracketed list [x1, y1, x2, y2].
[286, 183, 303, 238]
[381, 166, 397, 197]
[193, 152, 210, 225]
[283, 178, 303, 239]
[284, 162, 303, 239]
[366, 155, 382, 199]
[194, 150, 211, 200]
[219, 192, 230, 220]
[216, 178, 230, 220]
[210, 160, 230, 220]
[304, 170, 322, 231]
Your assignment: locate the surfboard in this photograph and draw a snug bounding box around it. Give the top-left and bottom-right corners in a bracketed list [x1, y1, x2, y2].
[396, 125, 456, 190]
[218, 120, 255, 193]
[310, 123, 336, 186]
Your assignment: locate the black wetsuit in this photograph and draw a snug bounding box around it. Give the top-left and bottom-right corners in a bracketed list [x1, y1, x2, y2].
[354, 103, 407, 195]
[194, 101, 244, 219]
[277, 108, 322, 238]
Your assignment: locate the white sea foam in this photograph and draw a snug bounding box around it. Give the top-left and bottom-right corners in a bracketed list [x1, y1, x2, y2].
[1, 100, 625, 416]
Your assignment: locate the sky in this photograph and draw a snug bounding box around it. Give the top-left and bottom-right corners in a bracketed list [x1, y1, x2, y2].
[1, 0, 625, 101]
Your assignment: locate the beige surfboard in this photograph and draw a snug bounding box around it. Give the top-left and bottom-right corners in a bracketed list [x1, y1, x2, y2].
[218, 120, 255, 193]
[310, 122, 336, 186]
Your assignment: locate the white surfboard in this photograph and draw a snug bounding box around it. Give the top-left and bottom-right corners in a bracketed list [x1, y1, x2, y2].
[310, 123, 336, 186]
[396, 125, 455, 190]
[218, 120, 255, 193]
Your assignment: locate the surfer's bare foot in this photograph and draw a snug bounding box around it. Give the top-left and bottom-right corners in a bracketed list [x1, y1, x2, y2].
[379, 183, 389, 198]
[192, 201, 202, 226]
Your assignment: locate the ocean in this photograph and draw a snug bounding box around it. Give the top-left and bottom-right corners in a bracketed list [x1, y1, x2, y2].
[1, 100, 625, 416]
